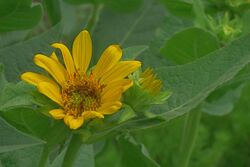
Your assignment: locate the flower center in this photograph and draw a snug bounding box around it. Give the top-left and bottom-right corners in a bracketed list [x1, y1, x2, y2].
[61, 72, 104, 117]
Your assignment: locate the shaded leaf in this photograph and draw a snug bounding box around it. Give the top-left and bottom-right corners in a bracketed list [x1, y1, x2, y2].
[123, 45, 148, 60]
[202, 84, 244, 116]
[117, 134, 160, 167]
[0, 117, 44, 153]
[0, 23, 62, 81]
[0, 0, 42, 32]
[161, 27, 219, 64]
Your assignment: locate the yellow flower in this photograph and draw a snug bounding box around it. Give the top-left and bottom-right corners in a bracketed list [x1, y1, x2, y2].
[139, 68, 162, 95]
[21, 30, 141, 130]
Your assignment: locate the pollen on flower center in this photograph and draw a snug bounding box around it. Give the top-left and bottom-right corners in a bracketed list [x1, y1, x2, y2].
[61, 72, 104, 117]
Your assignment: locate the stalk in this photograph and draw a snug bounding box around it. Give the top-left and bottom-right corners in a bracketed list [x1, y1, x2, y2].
[179, 109, 202, 167]
[62, 134, 82, 167]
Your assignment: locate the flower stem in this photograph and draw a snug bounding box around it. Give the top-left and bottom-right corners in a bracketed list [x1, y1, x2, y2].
[39, 146, 50, 167]
[62, 134, 82, 167]
[179, 108, 202, 167]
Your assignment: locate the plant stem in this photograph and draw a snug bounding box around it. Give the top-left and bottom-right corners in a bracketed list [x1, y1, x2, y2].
[39, 146, 50, 167]
[179, 109, 202, 167]
[62, 134, 82, 167]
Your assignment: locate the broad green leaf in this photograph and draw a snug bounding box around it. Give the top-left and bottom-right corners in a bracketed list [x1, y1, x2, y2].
[160, 0, 194, 19]
[43, 0, 61, 25]
[101, 0, 143, 12]
[46, 148, 67, 167]
[71, 145, 94, 167]
[0, 82, 35, 111]
[123, 45, 148, 60]
[0, 145, 43, 167]
[0, 64, 7, 89]
[161, 27, 219, 64]
[0, 31, 28, 48]
[155, 34, 250, 121]
[193, 0, 209, 28]
[0, 0, 42, 32]
[62, 135, 95, 167]
[92, 0, 166, 62]
[0, 117, 44, 153]
[21, 109, 70, 147]
[0, 24, 62, 81]
[139, 13, 192, 68]
[242, 10, 250, 35]
[64, 0, 142, 12]
[86, 33, 250, 141]
[117, 134, 160, 167]
[202, 84, 244, 116]
[63, 0, 94, 5]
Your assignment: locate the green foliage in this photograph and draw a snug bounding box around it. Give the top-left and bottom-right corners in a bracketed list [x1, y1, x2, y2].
[117, 134, 160, 167]
[0, 24, 62, 81]
[160, 0, 194, 19]
[0, 0, 42, 32]
[1, 0, 250, 166]
[161, 27, 219, 64]
[0, 117, 44, 153]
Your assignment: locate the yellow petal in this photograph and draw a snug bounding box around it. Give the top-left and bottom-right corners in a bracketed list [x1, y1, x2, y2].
[101, 86, 123, 103]
[72, 30, 92, 73]
[82, 111, 104, 120]
[21, 72, 58, 88]
[50, 52, 59, 62]
[93, 45, 122, 79]
[37, 82, 62, 106]
[64, 114, 74, 126]
[49, 109, 65, 119]
[34, 54, 67, 86]
[98, 101, 122, 115]
[52, 43, 76, 75]
[68, 116, 84, 129]
[100, 61, 141, 84]
[101, 79, 130, 95]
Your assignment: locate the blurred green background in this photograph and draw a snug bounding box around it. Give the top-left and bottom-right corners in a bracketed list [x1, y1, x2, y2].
[1, 0, 250, 167]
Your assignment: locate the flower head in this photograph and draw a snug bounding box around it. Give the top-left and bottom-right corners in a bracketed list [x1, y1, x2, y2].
[21, 30, 141, 129]
[139, 68, 162, 95]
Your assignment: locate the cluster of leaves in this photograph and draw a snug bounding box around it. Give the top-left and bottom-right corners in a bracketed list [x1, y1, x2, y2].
[1, 0, 250, 166]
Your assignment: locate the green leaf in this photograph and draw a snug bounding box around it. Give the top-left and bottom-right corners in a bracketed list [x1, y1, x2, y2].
[0, 23, 62, 81]
[62, 135, 95, 167]
[242, 10, 250, 35]
[0, 0, 42, 32]
[202, 84, 244, 116]
[0, 31, 28, 48]
[161, 27, 219, 64]
[193, 0, 209, 28]
[0, 64, 7, 90]
[87, 33, 250, 140]
[47, 148, 67, 167]
[63, 0, 95, 5]
[0, 117, 44, 153]
[92, 0, 166, 62]
[101, 0, 143, 12]
[21, 109, 70, 147]
[155, 34, 250, 121]
[140, 12, 192, 68]
[160, 0, 194, 19]
[0, 145, 44, 167]
[43, 0, 61, 25]
[0, 82, 35, 111]
[117, 134, 160, 167]
[123, 45, 148, 60]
